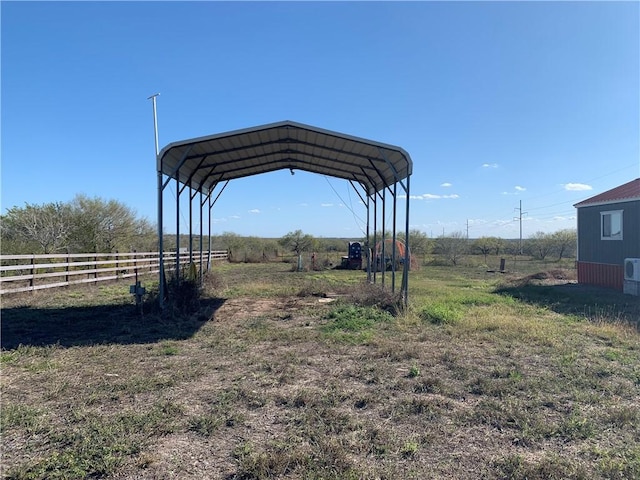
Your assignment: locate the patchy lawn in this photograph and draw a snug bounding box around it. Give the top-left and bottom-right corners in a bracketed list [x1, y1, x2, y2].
[1, 262, 639, 479]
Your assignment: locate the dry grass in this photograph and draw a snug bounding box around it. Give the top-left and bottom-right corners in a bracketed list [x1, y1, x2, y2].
[1, 262, 639, 479]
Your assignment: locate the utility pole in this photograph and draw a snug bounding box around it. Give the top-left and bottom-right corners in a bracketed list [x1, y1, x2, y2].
[514, 200, 527, 254]
[466, 219, 469, 239]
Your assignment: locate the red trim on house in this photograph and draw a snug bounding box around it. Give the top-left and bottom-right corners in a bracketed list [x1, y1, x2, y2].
[577, 261, 624, 291]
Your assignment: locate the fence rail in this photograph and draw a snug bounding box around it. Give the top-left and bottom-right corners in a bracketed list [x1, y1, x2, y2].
[0, 250, 228, 295]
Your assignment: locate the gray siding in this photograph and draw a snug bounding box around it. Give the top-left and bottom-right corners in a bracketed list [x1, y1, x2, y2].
[577, 199, 640, 265]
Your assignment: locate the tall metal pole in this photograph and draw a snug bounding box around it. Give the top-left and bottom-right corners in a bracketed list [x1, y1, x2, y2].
[189, 184, 193, 262]
[381, 187, 386, 288]
[403, 175, 410, 306]
[199, 190, 203, 283]
[373, 194, 377, 284]
[392, 182, 397, 293]
[366, 192, 371, 283]
[148, 93, 164, 309]
[207, 193, 212, 271]
[176, 175, 180, 277]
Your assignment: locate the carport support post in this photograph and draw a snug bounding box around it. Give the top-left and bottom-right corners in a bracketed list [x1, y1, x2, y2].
[199, 190, 204, 284]
[176, 175, 180, 278]
[402, 175, 410, 306]
[372, 193, 377, 284]
[381, 187, 386, 288]
[158, 170, 164, 309]
[392, 182, 397, 293]
[366, 193, 371, 282]
[207, 193, 212, 271]
[189, 184, 193, 263]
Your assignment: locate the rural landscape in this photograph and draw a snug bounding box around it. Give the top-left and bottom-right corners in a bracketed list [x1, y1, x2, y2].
[2, 3, 639, 479]
[2, 221, 639, 479]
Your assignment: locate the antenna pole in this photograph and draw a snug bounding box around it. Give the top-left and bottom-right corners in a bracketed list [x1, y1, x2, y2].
[148, 94, 160, 158]
[148, 93, 163, 308]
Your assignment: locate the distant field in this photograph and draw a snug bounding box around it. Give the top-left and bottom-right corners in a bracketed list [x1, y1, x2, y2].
[1, 260, 639, 479]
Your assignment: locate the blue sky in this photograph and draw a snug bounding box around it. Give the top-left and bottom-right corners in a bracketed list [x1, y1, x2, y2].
[2, 1, 639, 240]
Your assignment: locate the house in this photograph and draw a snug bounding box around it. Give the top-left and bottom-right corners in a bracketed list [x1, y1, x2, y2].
[573, 178, 640, 293]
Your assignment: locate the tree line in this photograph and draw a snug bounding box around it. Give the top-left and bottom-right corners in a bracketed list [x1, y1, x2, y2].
[1, 198, 576, 264]
[430, 229, 577, 266]
[1, 195, 156, 254]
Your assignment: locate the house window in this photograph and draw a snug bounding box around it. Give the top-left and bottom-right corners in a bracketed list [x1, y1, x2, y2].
[601, 210, 623, 240]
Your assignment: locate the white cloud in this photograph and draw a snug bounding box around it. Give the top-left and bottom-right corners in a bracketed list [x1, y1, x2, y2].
[249, 209, 260, 214]
[502, 186, 525, 195]
[563, 183, 592, 191]
[299, 203, 309, 207]
[321, 203, 333, 207]
[441, 182, 452, 187]
[229, 215, 240, 219]
[409, 193, 460, 200]
[482, 163, 499, 168]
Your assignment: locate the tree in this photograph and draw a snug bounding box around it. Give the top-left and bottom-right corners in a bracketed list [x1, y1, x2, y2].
[493, 237, 505, 256]
[218, 232, 244, 262]
[407, 229, 432, 257]
[68, 195, 141, 253]
[131, 217, 157, 252]
[526, 231, 554, 260]
[472, 236, 501, 262]
[1, 202, 71, 254]
[279, 230, 314, 255]
[435, 231, 468, 265]
[550, 229, 577, 260]
[394, 229, 432, 265]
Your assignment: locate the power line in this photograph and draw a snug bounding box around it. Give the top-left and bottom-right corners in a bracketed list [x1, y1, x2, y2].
[323, 176, 366, 235]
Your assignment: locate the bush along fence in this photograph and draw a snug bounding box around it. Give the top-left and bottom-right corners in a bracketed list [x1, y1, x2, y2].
[0, 250, 228, 295]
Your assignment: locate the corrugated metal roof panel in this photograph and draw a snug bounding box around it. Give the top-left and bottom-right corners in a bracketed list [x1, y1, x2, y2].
[158, 121, 413, 196]
[574, 178, 640, 207]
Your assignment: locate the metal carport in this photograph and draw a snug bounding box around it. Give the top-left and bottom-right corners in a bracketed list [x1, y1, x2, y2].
[155, 120, 413, 308]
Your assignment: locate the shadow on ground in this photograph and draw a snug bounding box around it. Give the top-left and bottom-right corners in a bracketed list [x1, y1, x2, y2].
[1, 298, 225, 350]
[495, 281, 640, 325]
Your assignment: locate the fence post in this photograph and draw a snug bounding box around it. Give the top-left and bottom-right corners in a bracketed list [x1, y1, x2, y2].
[94, 254, 98, 285]
[115, 251, 120, 281]
[66, 253, 70, 284]
[30, 254, 35, 290]
[133, 250, 138, 279]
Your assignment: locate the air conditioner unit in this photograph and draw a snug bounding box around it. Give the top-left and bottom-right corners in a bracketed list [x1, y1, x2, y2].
[624, 258, 640, 281]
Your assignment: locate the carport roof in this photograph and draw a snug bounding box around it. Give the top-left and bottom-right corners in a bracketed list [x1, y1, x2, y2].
[158, 120, 413, 196]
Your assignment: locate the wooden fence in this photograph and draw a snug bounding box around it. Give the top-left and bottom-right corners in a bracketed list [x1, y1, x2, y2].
[0, 250, 228, 295]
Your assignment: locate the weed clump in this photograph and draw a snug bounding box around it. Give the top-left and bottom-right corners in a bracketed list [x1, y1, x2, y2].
[324, 305, 392, 331]
[150, 271, 223, 316]
[347, 282, 404, 315]
[420, 302, 463, 325]
[168, 278, 201, 313]
[321, 304, 393, 344]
